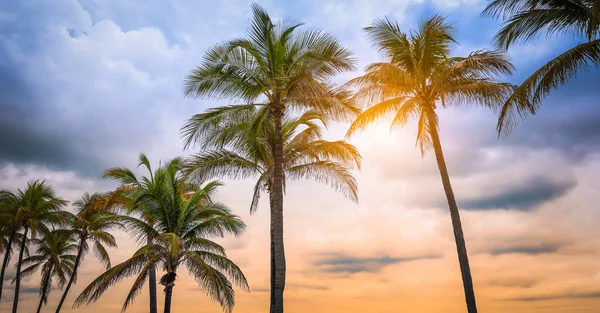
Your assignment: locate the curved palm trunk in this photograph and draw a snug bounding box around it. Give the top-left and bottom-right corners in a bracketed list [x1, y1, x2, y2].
[269, 104, 286, 313]
[55, 238, 84, 313]
[36, 265, 53, 313]
[147, 236, 158, 313]
[163, 273, 176, 313]
[0, 229, 16, 301]
[427, 110, 477, 313]
[12, 226, 29, 313]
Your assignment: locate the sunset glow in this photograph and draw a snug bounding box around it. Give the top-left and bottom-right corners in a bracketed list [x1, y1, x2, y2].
[1, 1, 600, 313]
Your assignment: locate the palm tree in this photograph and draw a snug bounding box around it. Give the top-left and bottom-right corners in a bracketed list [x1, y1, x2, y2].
[183, 108, 361, 213]
[9, 181, 68, 313]
[482, 0, 600, 133]
[101, 153, 171, 313]
[19, 228, 77, 313]
[183, 4, 356, 311]
[74, 158, 248, 313]
[0, 189, 19, 302]
[345, 16, 515, 313]
[54, 192, 123, 313]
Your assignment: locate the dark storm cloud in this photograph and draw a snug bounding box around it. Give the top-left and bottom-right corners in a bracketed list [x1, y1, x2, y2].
[461, 176, 575, 211]
[0, 1, 179, 177]
[488, 243, 560, 256]
[314, 253, 442, 274]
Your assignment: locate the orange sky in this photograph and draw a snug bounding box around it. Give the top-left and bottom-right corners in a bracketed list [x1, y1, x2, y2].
[1, 0, 600, 312]
[3, 122, 600, 313]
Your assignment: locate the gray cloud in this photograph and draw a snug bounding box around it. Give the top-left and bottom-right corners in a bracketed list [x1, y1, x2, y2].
[488, 243, 560, 256]
[461, 176, 576, 211]
[507, 291, 600, 302]
[314, 253, 442, 274]
[288, 283, 329, 291]
[487, 278, 539, 288]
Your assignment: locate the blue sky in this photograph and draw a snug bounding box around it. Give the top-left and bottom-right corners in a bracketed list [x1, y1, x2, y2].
[1, 1, 600, 312]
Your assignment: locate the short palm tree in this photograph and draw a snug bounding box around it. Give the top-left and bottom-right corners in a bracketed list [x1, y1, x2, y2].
[482, 0, 600, 133]
[183, 108, 361, 212]
[183, 4, 356, 311]
[20, 228, 77, 313]
[54, 192, 123, 313]
[102, 154, 162, 313]
[345, 16, 515, 313]
[74, 158, 248, 313]
[9, 181, 68, 313]
[0, 189, 19, 302]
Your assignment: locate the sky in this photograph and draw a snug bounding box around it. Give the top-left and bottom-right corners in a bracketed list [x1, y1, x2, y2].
[1, 0, 600, 312]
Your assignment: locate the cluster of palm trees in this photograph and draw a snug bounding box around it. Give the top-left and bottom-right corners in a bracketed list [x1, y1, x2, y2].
[1, 1, 598, 313]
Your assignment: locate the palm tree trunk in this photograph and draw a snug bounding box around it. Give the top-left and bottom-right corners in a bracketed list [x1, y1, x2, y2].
[147, 236, 158, 313]
[36, 265, 53, 313]
[163, 278, 175, 313]
[427, 110, 477, 313]
[55, 237, 84, 313]
[36, 293, 45, 313]
[0, 229, 16, 301]
[269, 103, 286, 313]
[12, 226, 28, 313]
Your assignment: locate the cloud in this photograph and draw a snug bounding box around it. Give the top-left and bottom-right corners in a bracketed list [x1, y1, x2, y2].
[507, 291, 600, 302]
[488, 243, 561, 256]
[460, 176, 576, 211]
[314, 253, 442, 274]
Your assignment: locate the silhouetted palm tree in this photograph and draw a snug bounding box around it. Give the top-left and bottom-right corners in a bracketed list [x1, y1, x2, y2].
[183, 5, 356, 311]
[482, 0, 600, 133]
[183, 109, 361, 213]
[54, 192, 123, 313]
[20, 228, 77, 313]
[9, 181, 68, 313]
[346, 16, 515, 313]
[74, 158, 248, 313]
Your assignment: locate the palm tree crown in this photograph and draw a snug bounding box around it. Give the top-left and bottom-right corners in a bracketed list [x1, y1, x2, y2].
[20, 228, 78, 313]
[183, 108, 361, 213]
[482, 0, 600, 133]
[347, 15, 515, 149]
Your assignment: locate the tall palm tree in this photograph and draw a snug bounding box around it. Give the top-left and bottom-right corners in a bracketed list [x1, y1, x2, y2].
[19, 228, 77, 313]
[74, 158, 248, 313]
[183, 4, 356, 312]
[482, 0, 600, 133]
[101, 153, 173, 313]
[9, 181, 68, 313]
[345, 16, 515, 313]
[54, 192, 123, 313]
[183, 108, 361, 213]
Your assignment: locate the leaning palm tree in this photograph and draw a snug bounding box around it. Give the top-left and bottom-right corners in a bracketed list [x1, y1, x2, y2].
[102, 154, 161, 313]
[74, 158, 248, 313]
[183, 4, 356, 311]
[54, 192, 123, 313]
[482, 0, 600, 133]
[183, 108, 361, 213]
[10, 181, 68, 313]
[20, 228, 77, 313]
[345, 16, 515, 313]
